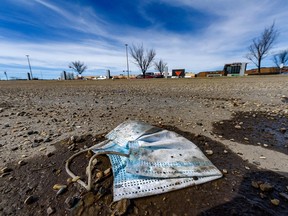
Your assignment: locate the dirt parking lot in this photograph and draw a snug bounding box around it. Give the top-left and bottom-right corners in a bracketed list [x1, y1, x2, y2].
[0, 76, 288, 215]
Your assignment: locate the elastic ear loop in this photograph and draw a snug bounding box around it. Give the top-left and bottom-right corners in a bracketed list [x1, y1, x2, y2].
[65, 140, 129, 191]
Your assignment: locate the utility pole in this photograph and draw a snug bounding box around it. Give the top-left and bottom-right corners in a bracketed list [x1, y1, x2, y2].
[125, 44, 130, 78]
[26, 55, 33, 79]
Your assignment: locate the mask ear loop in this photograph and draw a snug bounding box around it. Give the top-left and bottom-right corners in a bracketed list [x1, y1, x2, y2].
[65, 140, 129, 191]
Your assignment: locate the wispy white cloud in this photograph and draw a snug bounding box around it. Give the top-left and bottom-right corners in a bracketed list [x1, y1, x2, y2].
[0, 0, 288, 79]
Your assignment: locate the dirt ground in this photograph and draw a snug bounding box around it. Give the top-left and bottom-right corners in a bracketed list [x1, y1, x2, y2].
[0, 76, 288, 215]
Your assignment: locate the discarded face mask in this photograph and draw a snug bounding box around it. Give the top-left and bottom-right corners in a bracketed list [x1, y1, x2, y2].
[66, 120, 222, 202]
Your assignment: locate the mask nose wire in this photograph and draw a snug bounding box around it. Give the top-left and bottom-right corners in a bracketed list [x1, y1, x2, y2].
[65, 139, 129, 191]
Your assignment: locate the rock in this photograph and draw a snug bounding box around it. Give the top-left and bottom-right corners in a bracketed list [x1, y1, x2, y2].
[271, 199, 280, 206]
[205, 150, 213, 155]
[95, 171, 103, 179]
[72, 176, 81, 182]
[223, 150, 228, 154]
[11, 146, 19, 151]
[263, 144, 268, 147]
[251, 181, 259, 188]
[234, 125, 242, 129]
[47, 206, 56, 215]
[18, 160, 27, 166]
[0, 167, 13, 174]
[46, 152, 54, 157]
[1, 172, 10, 178]
[104, 168, 111, 176]
[24, 195, 35, 205]
[53, 184, 67, 190]
[32, 142, 40, 148]
[39, 147, 46, 151]
[222, 169, 228, 174]
[56, 187, 67, 196]
[259, 182, 273, 192]
[279, 128, 287, 133]
[44, 137, 52, 142]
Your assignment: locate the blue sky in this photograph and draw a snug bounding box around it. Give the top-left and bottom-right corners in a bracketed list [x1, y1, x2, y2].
[0, 0, 288, 79]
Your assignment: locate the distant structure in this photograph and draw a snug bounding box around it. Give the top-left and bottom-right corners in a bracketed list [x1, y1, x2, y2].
[197, 62, 247, 77]
[223, 62, 247, 76]
[172, 69, 185, 78]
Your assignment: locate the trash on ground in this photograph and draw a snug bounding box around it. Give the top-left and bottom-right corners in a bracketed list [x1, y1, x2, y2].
[66, 120, 222, 202]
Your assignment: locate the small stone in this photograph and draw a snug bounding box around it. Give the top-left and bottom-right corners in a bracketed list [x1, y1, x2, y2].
[47, 206, 56, 215]
[223, 150, 228, 154]
[56, 187, 67, 196]
[263, 144, 268, 147]
[39, 147, 46, 151]
[27, 130, 34, 135]
[245, 166, 250, 170]
[1, 172, 10, 178]
[72, 176, 81, 182]
[234, 125, 242, 129]
[24, 195, 35, 205]
[0, 167, 13, 174]
[271, 199, 280, 206]
[244, 137, 249, 141]
[222, 169, 228, 174]
[259, 156, 266, 159]
[259, 183, 273, 192]
[18, 160, 27, 166]
[104, 168, 111, 176]
[53, 184, 67, 190]
[279, 128, 286, 133]
[11, 146, 18, 151]
[44, 137, 52, 143]
[96, 171, 104, 179]
[251, 181, 259, 188]
[46, 152, 54, 157]
[205, 150, 213, 155]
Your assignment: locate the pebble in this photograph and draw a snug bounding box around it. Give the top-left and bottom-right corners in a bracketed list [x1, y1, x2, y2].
[47, 206, 56, 215]
[270, 199, 280, 206]
[39, 147, 46, 151]
[263, 144, 268, 147]
[205, 150, 213, 155]
[53, 184, 67, 190]
[24, 195, 35, 205]
[18, 160, 27, 166]
[104, 168, 111, 176]
[223, 150, 228, 154]
[222, 169, 228, 174]
[251, 181, 259, 188]
[234, 125, 242, 129]
[0, 167, 13, 174]
[259, 183, 273, 192]
[72, 176, 81, 182]
[279, 128, 286, 133]
[46, 152, 54, 157]
[56, 187, 67, 196]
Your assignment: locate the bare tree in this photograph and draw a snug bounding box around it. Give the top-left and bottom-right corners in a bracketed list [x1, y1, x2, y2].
[272, 49, 288, 68]
[69, 61, 87, 75]
[154, 59, 167, 75]
[246, 23, 278, 73]
[130, 44, 156, 78]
